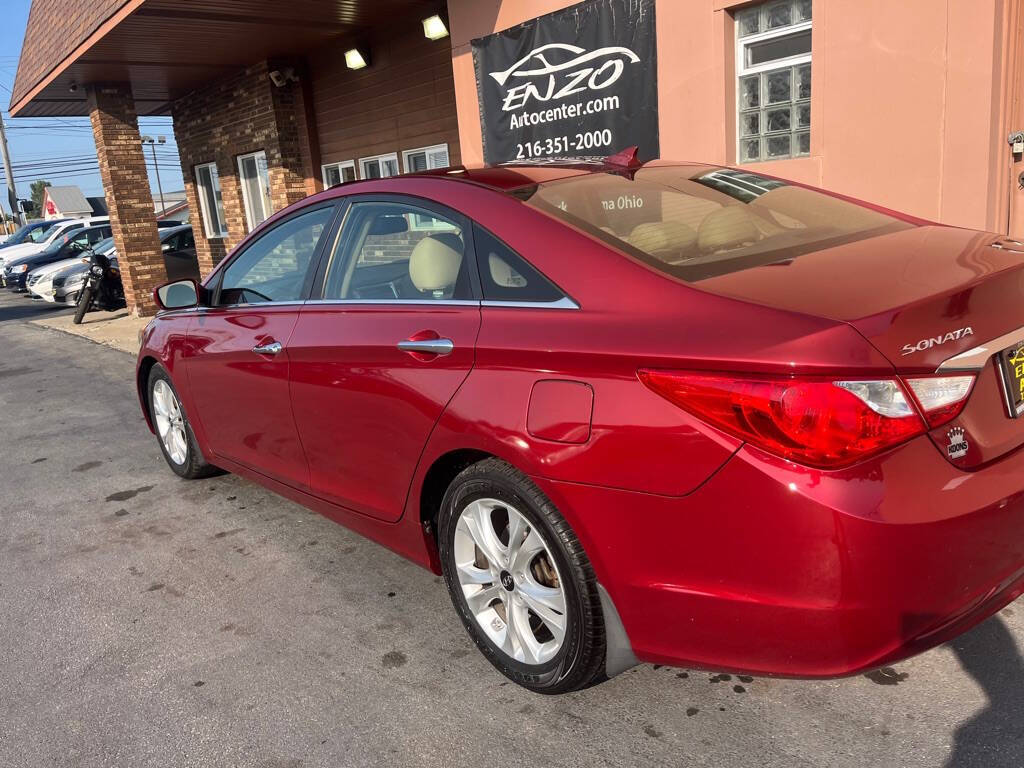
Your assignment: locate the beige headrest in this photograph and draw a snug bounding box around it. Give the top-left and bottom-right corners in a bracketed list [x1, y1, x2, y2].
[409, 233, 463, 293]
[697, 207, 759, 253]
[628, 221, 698, 254]
[488, 252, 527, 288]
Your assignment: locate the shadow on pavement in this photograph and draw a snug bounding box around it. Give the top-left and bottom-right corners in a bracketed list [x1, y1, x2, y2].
[0, 295, 71, 324]
[946, 615, 1024, 767]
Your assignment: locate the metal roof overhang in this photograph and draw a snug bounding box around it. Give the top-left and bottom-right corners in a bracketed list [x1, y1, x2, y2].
[10, 0, 443, 117]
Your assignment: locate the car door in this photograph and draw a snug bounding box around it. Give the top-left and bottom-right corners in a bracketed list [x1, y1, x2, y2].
[288, 196, 481, 522]
[184, 203, 339, 490]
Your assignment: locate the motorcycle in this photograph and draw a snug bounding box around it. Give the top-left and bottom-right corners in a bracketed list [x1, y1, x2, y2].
[73, 249, 125, 324]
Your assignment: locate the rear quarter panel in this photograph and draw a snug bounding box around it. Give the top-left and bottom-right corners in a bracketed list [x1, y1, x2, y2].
[412, 179, 895, 497]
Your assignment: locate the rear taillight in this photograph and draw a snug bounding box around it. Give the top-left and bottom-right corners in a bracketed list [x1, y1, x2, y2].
[903, 375, 975, 428]
[638, 370, 928, 469]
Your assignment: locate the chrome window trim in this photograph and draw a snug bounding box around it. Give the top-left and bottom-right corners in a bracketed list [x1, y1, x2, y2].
[166, 297, 581, 312]
[199, 300, 308, 311]
[482, 297, 580, 310]
[306, 299, 481, 307]
[936, 325, 1024, 372]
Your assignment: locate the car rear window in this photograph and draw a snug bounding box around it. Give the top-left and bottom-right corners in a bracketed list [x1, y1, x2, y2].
[522, 166, 913, 282]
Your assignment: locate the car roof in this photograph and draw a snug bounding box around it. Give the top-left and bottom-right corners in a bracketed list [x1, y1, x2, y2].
[403, 163, 599, 192]
[159, 224, 192, 239]
[323, 153, 706, 195]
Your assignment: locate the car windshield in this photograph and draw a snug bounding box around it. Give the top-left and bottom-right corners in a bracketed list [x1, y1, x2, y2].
[523, 165, 914, 282]
[33, 223, 62, 242]
[93, 236, 115, 255]
[41, 237, 69, 255]
[5, 223, 39, 244]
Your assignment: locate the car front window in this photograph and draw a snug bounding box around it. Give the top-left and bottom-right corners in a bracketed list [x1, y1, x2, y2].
[218, 206, 333, 305]
[7, 224, 34, 243]
[31, 225, 58, 242]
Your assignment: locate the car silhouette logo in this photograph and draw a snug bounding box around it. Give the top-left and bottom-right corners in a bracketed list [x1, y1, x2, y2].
[488, 43, 640, 111]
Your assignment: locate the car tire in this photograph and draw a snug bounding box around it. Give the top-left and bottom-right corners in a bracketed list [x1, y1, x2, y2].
[147, 364, 219, 480]
[438, 458, 606, 693]
[72, 285, 93, 324]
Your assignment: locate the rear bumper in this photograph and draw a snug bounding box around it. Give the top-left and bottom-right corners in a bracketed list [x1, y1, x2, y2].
[537, 435, 1024, 677]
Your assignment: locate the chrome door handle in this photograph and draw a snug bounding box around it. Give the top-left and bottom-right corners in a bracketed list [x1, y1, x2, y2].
[252, 341, 283, 355]
[397, 338, 454, 356]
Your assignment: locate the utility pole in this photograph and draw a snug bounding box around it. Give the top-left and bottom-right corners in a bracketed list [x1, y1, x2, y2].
[0, 113, 22, 226]
[142, 135, 167, 217]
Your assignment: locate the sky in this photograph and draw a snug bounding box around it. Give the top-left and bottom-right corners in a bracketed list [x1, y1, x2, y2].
[0, 0, 184, 219]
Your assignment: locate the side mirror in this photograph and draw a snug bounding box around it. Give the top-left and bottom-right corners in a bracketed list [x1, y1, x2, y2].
[154, 278, 201, 311]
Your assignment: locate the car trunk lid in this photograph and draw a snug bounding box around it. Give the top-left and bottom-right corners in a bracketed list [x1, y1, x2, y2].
[696, 224, 1024, 467]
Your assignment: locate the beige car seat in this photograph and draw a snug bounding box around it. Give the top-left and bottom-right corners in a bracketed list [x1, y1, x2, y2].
[697, 206, 760, 253]
[409, 233, 464, 297]
[628, 220, 698, 262]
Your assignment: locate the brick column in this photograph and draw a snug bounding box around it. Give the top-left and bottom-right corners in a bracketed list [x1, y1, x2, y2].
[173, 60, 315, 277]
[87, 83, 163, 317]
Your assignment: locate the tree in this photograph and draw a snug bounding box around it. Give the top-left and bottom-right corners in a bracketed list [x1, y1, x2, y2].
[29, 179, 51, 218]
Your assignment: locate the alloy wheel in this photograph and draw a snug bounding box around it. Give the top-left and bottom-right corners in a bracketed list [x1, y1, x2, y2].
[453, 498, 567, 665]
[151, 379, 188, 465]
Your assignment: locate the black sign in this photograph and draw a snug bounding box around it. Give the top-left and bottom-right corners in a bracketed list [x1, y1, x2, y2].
[997, 342, 1024, 418]
[472, 0, 658, 164]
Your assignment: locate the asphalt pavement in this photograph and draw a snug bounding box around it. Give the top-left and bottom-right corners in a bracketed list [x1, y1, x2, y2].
[0, 291, 1021, 768]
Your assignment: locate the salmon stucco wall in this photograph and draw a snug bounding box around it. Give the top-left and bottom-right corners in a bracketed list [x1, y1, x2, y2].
[447, 0, 1012, 232]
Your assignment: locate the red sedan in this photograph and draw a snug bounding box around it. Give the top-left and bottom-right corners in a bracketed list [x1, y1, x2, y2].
[139, 158, 1024, 693]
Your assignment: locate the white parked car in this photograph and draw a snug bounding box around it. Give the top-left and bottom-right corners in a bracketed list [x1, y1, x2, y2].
[46, 237, 118, 305]
[27, 257, 87, 301]
[0, 216, 109, 273]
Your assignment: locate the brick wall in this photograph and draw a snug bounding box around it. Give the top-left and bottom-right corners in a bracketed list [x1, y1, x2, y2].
[87, 82, 163, 317]
[172, 61, 311, 276]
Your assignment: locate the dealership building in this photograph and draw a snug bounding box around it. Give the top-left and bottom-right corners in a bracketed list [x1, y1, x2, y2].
[8, 0, 1024, 315]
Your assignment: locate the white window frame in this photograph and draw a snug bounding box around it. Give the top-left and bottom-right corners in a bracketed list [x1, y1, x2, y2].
[322, 160, 356, 187]
[194, 162, 228, 239]
[401, 143, 450, 173]
[237, 150, 272, 231]
[736, 1, 812, 163]
[359, 152, 400, 180]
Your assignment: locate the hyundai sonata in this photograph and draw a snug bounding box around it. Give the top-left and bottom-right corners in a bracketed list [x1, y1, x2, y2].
[138, 157, 1024, 693]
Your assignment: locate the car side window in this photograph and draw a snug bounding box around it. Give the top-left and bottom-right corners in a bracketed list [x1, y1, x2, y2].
[87, 227, 110, 245]
[64, 229, 100, 254]
[473, 225, 564, 303]
[219, 207, 333, 305]
[323, 201, 472, 301]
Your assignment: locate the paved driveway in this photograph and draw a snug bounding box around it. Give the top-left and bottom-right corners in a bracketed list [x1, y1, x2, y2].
[0, 292, 1021, 768]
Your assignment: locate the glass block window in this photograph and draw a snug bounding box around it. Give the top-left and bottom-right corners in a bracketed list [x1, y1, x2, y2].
[735, 0, 811, 163]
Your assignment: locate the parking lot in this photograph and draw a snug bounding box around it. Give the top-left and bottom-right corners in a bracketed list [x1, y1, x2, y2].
[0, 290, 1021, 768]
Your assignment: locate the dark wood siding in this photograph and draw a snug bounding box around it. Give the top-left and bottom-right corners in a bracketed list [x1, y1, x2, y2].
[307, 24, 460, 180]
